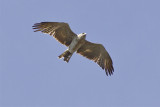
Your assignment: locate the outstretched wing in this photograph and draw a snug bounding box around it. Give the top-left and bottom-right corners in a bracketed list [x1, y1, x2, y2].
[32, 22, 77, 46]
[77, 40, 114, 76]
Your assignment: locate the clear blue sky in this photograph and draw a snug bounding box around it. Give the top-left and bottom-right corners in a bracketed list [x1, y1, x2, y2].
[0, 0, 160, 107]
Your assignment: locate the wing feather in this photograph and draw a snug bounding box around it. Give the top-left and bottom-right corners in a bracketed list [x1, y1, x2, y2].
[32, 22, 77, 46]
[77, 40, 114, 76]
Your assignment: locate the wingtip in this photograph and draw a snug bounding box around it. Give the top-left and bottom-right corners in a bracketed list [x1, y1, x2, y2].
[105, 68, 114, 76]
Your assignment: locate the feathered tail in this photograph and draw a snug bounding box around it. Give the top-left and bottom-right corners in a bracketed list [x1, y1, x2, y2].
[58, 50, 73, 63]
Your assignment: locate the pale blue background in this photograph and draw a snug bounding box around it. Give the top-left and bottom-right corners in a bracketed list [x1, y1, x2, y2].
[0, 0, 160, 107]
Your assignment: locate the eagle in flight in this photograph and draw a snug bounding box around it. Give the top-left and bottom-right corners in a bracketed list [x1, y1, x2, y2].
[33, 22, 114, 76]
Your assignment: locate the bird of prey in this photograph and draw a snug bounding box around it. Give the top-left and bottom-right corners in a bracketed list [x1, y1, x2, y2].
[32, 22, 114, 76]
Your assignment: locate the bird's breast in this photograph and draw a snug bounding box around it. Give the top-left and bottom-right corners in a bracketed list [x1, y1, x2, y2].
[68, 37, 85, 53]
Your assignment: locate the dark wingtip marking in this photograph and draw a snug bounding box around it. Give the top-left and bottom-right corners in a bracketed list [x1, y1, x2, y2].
[105, 67, 114, 76]
[32, 23, 41, 32]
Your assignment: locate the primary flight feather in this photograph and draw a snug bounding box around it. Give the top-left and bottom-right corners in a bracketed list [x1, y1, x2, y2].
[32, 22, 114, 76]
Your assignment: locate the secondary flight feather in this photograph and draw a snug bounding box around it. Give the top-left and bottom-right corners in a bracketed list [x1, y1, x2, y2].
[32, 22, 114, 76]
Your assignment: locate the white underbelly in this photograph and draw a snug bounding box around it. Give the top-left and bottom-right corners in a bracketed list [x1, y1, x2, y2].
[68, 37, 84, 53]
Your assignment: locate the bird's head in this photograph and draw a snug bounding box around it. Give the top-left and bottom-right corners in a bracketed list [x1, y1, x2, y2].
[78, 33, 87, 39]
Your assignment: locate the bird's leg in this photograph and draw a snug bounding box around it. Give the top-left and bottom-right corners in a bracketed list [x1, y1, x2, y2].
[58, 50, 73, 63]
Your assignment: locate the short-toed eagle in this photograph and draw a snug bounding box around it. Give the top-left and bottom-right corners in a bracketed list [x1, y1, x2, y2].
[33, 22, 114, 76]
